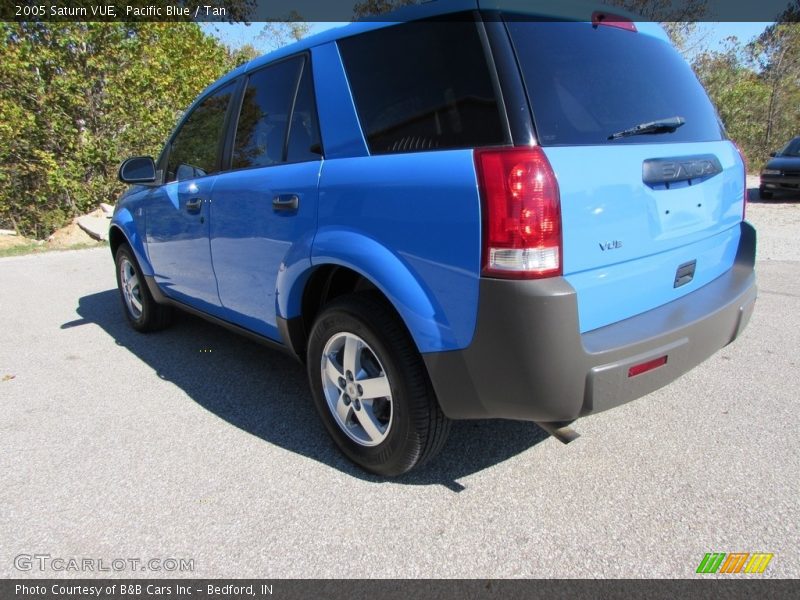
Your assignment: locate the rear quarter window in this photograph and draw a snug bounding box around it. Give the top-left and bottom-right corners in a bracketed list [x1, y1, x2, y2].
[506, 19, 724, 146]
[338, 18, 507, 154]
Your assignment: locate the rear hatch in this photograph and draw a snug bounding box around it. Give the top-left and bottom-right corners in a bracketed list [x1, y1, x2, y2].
[505, 18, 746, 332]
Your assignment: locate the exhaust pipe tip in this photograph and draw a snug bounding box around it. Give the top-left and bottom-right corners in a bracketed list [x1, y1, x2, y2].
[537, 421, 581, 444]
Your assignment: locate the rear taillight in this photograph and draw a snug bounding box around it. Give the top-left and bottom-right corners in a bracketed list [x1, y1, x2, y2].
[733, 143, 748, 219]
[474, 146, 562, 279]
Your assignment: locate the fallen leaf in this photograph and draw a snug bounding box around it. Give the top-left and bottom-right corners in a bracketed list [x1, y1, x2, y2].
[2, 374, 15, 382]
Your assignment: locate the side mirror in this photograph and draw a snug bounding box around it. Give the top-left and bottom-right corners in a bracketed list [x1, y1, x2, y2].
[119, 156, 157, 184]
[769, 152, 777, 157]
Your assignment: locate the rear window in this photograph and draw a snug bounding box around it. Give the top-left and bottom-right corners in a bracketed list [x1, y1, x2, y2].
[506, 20, 724, 146]
[338, 19, 506, 155]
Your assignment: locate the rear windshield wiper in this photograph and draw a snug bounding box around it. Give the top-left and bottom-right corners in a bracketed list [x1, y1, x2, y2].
[608, 116, 686, 140]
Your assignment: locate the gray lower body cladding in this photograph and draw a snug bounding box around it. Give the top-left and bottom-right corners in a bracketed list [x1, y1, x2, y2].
[423, 222, 757, 423]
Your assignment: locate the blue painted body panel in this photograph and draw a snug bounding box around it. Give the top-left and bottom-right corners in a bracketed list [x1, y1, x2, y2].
[544, 141, 745, 332]
[110, 3, 748, 360]
[110, 194, 151, 276]
[209, 161, 322, 339]
[313, 151, 482, 352]
[145, 177, 221, 310]
[567, 227, 741, 335]
[310, 43, 368, 159]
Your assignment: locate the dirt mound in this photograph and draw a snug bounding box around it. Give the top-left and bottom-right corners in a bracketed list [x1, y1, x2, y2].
[47, 216, 98, 248]
[46, 207, 111, 248]
[1, 207, 110, 255]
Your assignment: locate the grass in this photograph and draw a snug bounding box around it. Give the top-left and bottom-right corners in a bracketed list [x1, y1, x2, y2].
[0, 240, 106, 258]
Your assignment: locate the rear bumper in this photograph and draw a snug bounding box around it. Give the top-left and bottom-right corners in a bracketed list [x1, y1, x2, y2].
[423, 222, 757, 422]
[761, 174, 800, 192]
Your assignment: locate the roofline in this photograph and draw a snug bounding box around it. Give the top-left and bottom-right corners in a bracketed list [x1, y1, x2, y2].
[197, 0, 659, 102]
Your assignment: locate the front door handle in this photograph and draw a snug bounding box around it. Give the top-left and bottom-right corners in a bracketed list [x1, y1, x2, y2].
[185, 198, 203, 214]
[272, 194, 299, 212]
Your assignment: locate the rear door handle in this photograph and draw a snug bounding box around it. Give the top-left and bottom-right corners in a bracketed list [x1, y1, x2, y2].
[185, 198, 203, 214]
[272, 194, 299, 212]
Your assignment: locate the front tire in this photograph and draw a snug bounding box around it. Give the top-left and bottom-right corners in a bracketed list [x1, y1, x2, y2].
[114, 243, 172, 332]
[307, 294, 450, 476]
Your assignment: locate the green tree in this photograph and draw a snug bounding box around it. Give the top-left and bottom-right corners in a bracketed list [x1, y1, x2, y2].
[258, 11, 310, 52]
[691, 4, 799, 170]
[605, 0, 709, 55]
[748, 13, 800, 153]
[353, 0, 418, 19]
[0, 22, 252, 237]
[692, 38, 771, 168]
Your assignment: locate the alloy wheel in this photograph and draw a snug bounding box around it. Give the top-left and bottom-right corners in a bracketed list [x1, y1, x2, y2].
[320, 332, 393, 447]
[119, 257, 143, 320]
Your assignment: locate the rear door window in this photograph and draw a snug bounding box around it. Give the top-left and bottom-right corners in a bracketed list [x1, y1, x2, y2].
[505, 19, 724, 146]
[232, 57, 303, 169]
[338, 18, 506, 154]
[286, 60, 323, 162]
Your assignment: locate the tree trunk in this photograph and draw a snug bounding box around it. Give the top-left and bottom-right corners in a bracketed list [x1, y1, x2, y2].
[765, 46, 787, 149]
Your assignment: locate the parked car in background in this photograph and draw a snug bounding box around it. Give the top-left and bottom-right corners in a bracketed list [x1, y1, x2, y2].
[110, 1, 757, 476]
[760, 136, 800, 199]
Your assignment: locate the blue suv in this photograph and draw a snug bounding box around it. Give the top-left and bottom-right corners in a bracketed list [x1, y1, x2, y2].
[111, 2, 757, 475]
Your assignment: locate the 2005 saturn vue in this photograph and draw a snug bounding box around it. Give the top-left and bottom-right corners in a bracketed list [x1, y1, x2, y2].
[110, 1, 757, 475]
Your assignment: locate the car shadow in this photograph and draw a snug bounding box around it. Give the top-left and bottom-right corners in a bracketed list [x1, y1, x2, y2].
[747, 185, 799, 204]
[64, 289, 550, 491]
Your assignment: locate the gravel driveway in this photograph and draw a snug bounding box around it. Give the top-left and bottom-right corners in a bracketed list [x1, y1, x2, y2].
[1, 193, 798, 578]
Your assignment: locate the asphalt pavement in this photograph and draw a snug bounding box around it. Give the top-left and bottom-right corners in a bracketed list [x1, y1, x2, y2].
[1, 199, 798, 578]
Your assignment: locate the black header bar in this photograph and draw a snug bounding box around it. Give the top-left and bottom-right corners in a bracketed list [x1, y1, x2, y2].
[2, 579, 799, 600]
[2, 0, 799, 23]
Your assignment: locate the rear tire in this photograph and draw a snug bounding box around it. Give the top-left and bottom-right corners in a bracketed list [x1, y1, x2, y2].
[114, 243, 172, 332]
[759, 187, 773, 200]
[307, 293, 450, 476]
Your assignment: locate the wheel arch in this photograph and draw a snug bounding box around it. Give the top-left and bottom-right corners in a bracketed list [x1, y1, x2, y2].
[109, 210, 152, 277]
[280, 263, 414, 362]
[278, 235, 452, 360]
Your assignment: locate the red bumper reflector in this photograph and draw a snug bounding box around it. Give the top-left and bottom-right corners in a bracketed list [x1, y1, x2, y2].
[628, 355, 668, 378]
